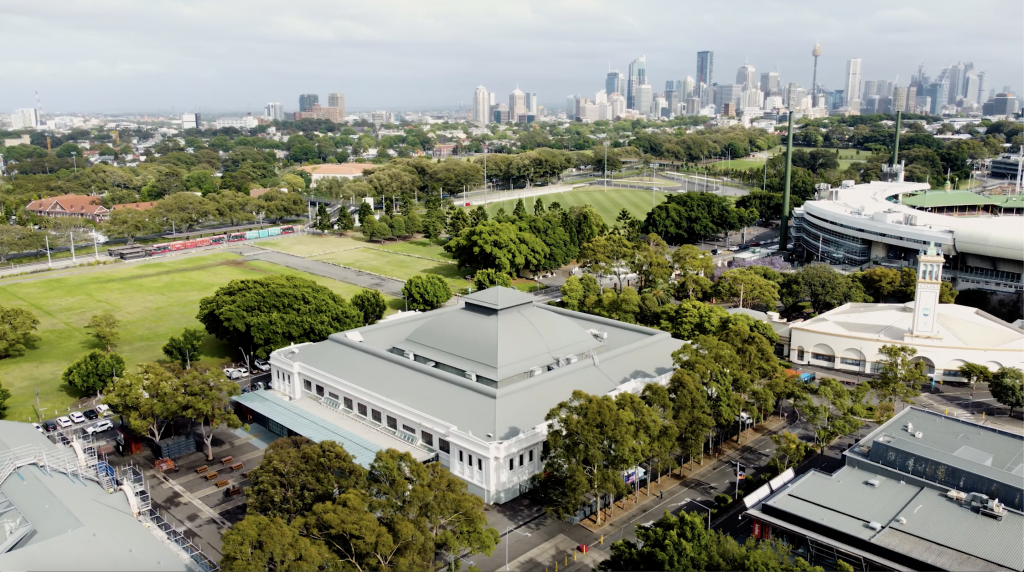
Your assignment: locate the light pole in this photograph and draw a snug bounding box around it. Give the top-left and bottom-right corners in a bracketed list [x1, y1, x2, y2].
[483, 143, 488, 204]
[70, 151, 77, 174]
[603, 140, 609, 190]
[239, 348, 252, 391]
[505, 527, 532, 571]
[690, 500, 713, 530]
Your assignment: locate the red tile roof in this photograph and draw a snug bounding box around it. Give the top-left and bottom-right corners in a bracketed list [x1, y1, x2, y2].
[26, 194, 109, 217]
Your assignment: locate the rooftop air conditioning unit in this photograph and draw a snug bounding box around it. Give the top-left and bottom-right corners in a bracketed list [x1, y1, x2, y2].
[566, 355, 579, 364]
[867, 479, 880, 488]
[425, 361, 436, 367]
[868, 522, 882, 531]
[907, 422, 913, 433]
[915, 431, 923, 439]
[587, 329, 608, 341]
[841, 179, 856, 189]
[402, 350, 414, 360]
[529, 366, 543, 377]
[464, 371, 477, 382]
[947, 490, 967, 502]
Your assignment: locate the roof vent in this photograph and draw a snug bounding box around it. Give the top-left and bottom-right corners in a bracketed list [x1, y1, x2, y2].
[402, 350, 414, 360]
[947, 490, 967, 501]
[907, 422, 913, 433]
[897, 517, 906, 524]
[345, 331, 364, 343]
[915, 431, 923, 439]
[566, 354, 579, 364]
[425, 361, 436, 367]
[529, 366, 544, 378]
[464, 371, 477, 382]
[868, 522, 882, 531]
[587, 329, 608, 341]
[867, 479, 880, 488]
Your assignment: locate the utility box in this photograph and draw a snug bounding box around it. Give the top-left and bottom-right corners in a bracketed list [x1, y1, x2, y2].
[153, 435, 198, 460]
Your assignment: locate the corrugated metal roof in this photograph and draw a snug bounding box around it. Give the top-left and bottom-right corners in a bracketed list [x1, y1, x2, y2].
[765, 493, 880, 540]
[233, 391, 385, 468]
[902, 190, 998, 208]
[786, 467, 921, 526]
[874, 527, 1013, 572]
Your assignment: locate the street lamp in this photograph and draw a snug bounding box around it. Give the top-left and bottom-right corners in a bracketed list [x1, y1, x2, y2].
[70, 151, 77, 174]
[505, 527, 532, 571]
[603, 140, 609, 191]
[690, 499, 714, 530]
[239, 348, 253, 391]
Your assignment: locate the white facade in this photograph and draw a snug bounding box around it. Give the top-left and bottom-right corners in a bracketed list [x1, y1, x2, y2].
[214, 116, 258, 130]
[609, 93, 626, 118]
[12, 108, 39, 130]
[265, 102, 285, 121]
[181, 113, 200, 130]
[845, 58, 862, 108]
[473, 86, 489, 125]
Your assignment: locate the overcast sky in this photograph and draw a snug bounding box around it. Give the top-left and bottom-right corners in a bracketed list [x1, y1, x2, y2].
[2, 0, 1021, 115]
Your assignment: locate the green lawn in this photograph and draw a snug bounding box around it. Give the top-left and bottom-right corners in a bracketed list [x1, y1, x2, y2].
[0, 252, 392, 422]
[474, 187, 671, 226]
[312, 248, 470, 292]
[717, 147, 868, 172]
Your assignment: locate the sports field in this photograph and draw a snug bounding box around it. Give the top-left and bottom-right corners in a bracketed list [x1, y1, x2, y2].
[474, 187, 671, 226]
[311, 247, 468, 291]
[714, 147, 867, 171]
[0, 252, 389, 422]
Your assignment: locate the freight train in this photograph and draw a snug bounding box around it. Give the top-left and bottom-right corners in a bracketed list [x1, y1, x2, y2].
[106, 225, 295, 260]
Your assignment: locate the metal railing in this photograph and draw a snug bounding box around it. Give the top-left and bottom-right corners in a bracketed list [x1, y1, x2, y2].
[316, 396, 435, 454]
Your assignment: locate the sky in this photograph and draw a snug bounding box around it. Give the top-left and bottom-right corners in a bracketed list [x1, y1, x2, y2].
[2, 0, 1021, 115]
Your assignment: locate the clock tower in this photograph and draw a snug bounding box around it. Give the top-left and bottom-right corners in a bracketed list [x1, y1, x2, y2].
[910, 243, 944, 338]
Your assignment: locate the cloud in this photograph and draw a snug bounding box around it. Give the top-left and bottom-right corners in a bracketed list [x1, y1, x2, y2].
[0, 0, 1019, 113]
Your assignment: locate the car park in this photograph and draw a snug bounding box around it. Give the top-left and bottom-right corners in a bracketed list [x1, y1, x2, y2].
[253, 359, 271, 372]
[69, 412, 86, 424]
[43, 420, 57, 432]
[223, 368, 244, 380]
[33, 423, 44, 433]
[83, 409, 99, 420]
[86, 420, 113, 434]
[95, 404, 111, 417]
[56, 416, 73, 429]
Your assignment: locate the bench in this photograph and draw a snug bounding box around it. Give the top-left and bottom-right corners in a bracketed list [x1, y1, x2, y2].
[241, 471, 252, 479]
[220, 456, 233, 465]
[215, 479, 230, 488]
[230, 462, 243, 472]
[225, 485, 242, 497]
[195, 465, 209, 474]
[204, 472, 219, 481]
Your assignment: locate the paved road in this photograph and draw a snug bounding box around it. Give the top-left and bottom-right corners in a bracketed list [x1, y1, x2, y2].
[233, 246, 407, 297]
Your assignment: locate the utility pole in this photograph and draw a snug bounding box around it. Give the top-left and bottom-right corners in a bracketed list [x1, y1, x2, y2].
[603, 140, 609, 191]
[45, 236, 52, 268]
[779, 111, 795, 252]
[69, 232, 76, 263]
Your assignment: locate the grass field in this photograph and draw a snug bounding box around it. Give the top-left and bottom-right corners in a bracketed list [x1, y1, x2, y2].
[311, 248, 469, 291]
[0, 252, 392, 422]
[715, 147, 868, 172]
[474, 187, 671, 226]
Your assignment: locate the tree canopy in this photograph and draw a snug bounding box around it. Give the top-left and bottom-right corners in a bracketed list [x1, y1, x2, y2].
[0, 305, 41, 359]
[62, 350, 126, 395]
[401, 274, 452, 311]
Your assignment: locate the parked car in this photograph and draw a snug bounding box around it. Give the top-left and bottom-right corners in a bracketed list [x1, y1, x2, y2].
[69, 412, 86, 424]
[43, 420, 57, 432]
[56, 416, 73, 429]
[253, 359, 271, 372]
[711, 248, 721, 255]
[33, 423, 44, 433]
[95, 404, 111, 417]
[727, 246, 740, 251]
[86, 420, 114, 434]
[223, 368, 244, 380]
[83, 409, 99, 420]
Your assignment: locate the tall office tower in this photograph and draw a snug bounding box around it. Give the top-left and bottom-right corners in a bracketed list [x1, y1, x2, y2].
[760, 71, 780, 97]
[715, 84, 743, 112]
[736, 64, 756, 88]
[265, 102, 284, 121]
[12, 108, 40, 129]
[608, 93, 626, 118]
[489, 92, 496, 106]
[181, 113, 200, 130]
[924, 83, 946, 114]
[473, 86, 489, 125]
[627, 56, 647, 109]
[595, 89, 608, 105]
[606, 71, 625, 98]
[696, 51, 714, 90]
[509, 88, 527, 122]
[892, 86, 908, 113]
[862, 80, 877, 99]
[907, 86, 917, 112]
[962, 72, 980, 105]
[636, 84, 653, 116]
[844, 59, 862, 108]
[682, 76, 696, 100]
[566, 96, 576, 120]
[685, 96, 701, 116]
[976, 72, 987, 104]
[811, 43, 822, 106]
[654, 95, 668, 118]
[947, 62, 965, 104]
[299, 94, 319, 112]
[527, 92, 538, 115]
[327, 92, 346, 118]
[665, 80, 682, 114]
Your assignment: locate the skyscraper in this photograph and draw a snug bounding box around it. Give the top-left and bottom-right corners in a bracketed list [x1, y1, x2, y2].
[682, 76, 696, 100]
[963, 72, 980, 105]
[527, 92, 538, 115]
[509, 88, 526, 122]
[627, 56, 646, 109]
[265, 102, 284, 121]
[636, 84, 653, 117]
[715, 84, 743, 113]
[947, 62, 965, 104]
[665, 80, 682, 115]
[844, 59, 862, 108]
[299, 93, 319, 112]
[892, 86, 909, 113]
[473, 86, 489, 125]
[811, 43, 821, 107]
[606, 71, 625, 98]
[696, 51, 713, 88]
[760, 71, 779, 97]
[736, 64, 756, 88]
[327, 92, 345, 118]
[976, 71, 987, 104]
[862, 80, 877, 99]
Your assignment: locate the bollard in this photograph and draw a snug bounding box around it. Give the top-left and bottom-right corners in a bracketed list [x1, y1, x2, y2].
[565, 555, 568, 566]
[574, 550, 577, 561]
[555, 562, 558, 572]
[600, 534, 604, 545]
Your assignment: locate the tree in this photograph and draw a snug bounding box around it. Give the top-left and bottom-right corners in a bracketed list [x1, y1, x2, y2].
[220, 515, 334, 572]
[448, 208, 471, 237]
[0, 225, 45, 264]
[0, 376, 12, 419]
[660, 299, 727, 341]
[62, 350, 126, 396]
[794, 263, 855, 314]
[715, 268, 780, 309]
[470, 205, 489, 225]
[246, 436, 366, 522]
[473, 268, 513, 290]
[642, 192, 740, 245]
[768, 431, 811, 475]
[336, 205, 355, 234]
[314, 203, 332, 232]
[351, 289, 387, 326]
[357, 200, 374, 226]
[197, 275, 363, 359]
[103, 363, 183, 443]
[512, 198, 528, 218]
[259, 190, 307, 221]
[869, 345, 926, 416]
[402, 274, 453, 311]
[180, 367, 243, 460]
[578, 234, 635, 289]
[85, 312, 120, 352]
[856, 266, 901, 301]
[0, 305, 41, 359]
[155, 192, 213, 232]
[104, 208, 158, 245]
[560, 275, 585, 311]
[444, 220, 548, 275]
[958, 362, 992, 388]
[162, 327, 205, 369]
[390, 215, 407, 237]
[990, 367, 1023, 416]
[630, 233, 673, 291]
[207, 191, 257, 226]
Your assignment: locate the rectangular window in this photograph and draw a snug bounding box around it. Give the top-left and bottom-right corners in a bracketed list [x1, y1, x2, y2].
[402, 424, 415, 434]
[303, 379, 312, 391]
[328, 392, 339, 400]
[509, 459, 514, 471]
[371, 409, 382, 423]
[477, 459, 482, 471]
[529, 450, 534, 463]
[315, 385, 325, 397]
[357, 403, 367, 416]
[870, 362, 883, 374]
[387, 416, 397, 430]
[438, 438, 450, 453]
[840, 358, 863, 367]
[811, 353, 835, 363]
[421, 431, 433, 447]
[796, 349, 805, 361]
[519, 454, 524, 467]
[343, 397, 353, 410]
[287, 374, 291, 384]
[468, 454, 473, 466]
[459, 450, 464, 463]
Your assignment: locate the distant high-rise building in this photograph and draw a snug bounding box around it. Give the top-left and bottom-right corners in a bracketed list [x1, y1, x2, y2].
[696, 51, 714, 90]
[976, 71, 987, 105]
[811, 43, 822, 106]
[627, 56, 647, 109]
[299, 94, 319, 112]
[924, 83, 947, 115]
[736, 64, 756, 88]
[947, 62, 965, 104]
[327, 92, 345, 119]
[12, 108, 40, 129]
[862, 80, 878, 99]
[636, 84, 653, 116]
[665, 80, 682, 115]
[608, 93, 626, 118]
[181, 112, 200, 130]
[844, 59, 862, 108]
[682, 76, 696, 100]
[715, 84, 743, 113]
[963, 72, 980, 105]
[654, 95, 668, 118]
[265, 102, 284, 121]
[566, 96, 576, 120]
[595, 89, 608, 105]
[606, 71, 625, 98]
[509, 89, 527, 122]
[983, 93, 1019, 116]
[489, 92, 496, 106]
[473, 86, 489, 125]
[685, 96, 702, 116]
[526, 92, 538, 115]
[760, 71, 780, 97]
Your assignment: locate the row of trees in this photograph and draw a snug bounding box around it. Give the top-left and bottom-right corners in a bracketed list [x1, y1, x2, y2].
[220, 437, 499, 571]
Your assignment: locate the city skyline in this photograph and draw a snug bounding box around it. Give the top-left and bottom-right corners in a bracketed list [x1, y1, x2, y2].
[2, 0, 1020, 114]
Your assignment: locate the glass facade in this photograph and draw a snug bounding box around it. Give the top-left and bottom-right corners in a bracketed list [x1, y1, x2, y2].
[798, 217, 871, 265]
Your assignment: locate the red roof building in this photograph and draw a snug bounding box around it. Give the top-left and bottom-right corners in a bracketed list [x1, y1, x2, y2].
[25, 194, 110, 223]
